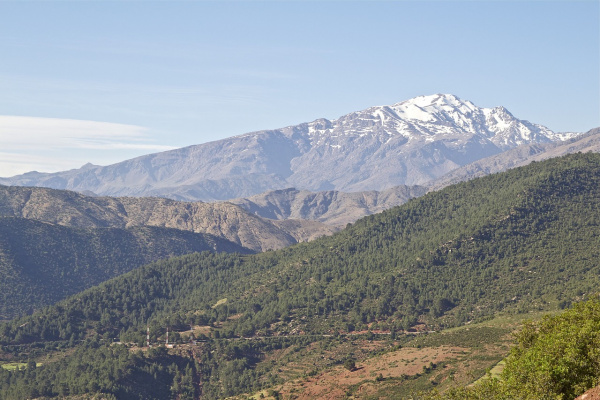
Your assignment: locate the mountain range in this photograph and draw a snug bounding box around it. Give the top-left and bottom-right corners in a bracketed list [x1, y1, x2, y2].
[2, 153, 600, 399]
[1, 94, 599, 398]
[0, 184, 431, 251]
[0, 94, 596, 322]
[0, 183, 428, 318]
[0, 94, 580, 201]
[229, 184, 427, 227]
[0, 184, 321, 252]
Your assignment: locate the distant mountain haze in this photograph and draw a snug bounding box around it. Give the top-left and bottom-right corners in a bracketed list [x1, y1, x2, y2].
[0, 94, 580, 201]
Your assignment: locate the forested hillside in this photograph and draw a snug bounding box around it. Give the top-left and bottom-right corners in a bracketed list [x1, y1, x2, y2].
[0, 219, 251, 319]
[1, 153, 599, 399]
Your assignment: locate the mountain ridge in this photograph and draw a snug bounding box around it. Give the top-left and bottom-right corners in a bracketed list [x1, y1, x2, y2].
[4, 152, 600, 341]
[0, 183, 430, 250]
[0, 94, 579, 201]
[229, 184, 427, 227]
[0, 185, 337, 252]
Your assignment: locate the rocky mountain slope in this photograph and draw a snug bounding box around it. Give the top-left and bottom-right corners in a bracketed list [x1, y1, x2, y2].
[0, 94, 578, 201]
[229, 185, 427, 227]
[429, 127, 600, 190]
[0, 185, 336, 252]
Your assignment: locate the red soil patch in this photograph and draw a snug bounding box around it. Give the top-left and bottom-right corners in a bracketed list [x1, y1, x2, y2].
[277, 345, 467, 400]
[576, 385, 600, 400]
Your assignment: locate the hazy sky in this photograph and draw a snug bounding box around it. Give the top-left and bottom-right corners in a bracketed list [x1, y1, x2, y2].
[0, 0, 598, 176]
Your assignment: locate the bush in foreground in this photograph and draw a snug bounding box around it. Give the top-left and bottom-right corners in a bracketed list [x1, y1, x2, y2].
[429, 297, 600, 399]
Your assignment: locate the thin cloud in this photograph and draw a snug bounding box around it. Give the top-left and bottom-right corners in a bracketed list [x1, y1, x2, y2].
[0, 116, 176, 177]
[0, 116, 173, 150]
[0, 151, 78, 177]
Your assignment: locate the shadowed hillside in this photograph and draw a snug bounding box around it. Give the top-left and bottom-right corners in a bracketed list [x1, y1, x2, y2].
[0, 218, 251, 319]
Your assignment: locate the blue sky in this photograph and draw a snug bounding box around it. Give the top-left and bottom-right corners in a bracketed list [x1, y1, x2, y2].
[0, 0, 598, 176]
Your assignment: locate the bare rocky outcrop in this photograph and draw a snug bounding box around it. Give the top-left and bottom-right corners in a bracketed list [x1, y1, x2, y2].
[230, 185, 427, 228]
[0, 182, 431, 251]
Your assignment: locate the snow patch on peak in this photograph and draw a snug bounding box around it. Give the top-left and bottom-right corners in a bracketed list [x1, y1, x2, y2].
[295, 93, 572, 151]
[552, 131, 582, 141]
[399, 93, 474, 109]
[490, 106, 515, 120]
[485, 107, 517, 131]
[392, 102, 433, 122]
[390, 93, 479, 123]
[307, 118, 333, 136]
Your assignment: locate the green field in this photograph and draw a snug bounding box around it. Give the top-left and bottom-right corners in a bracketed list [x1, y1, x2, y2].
[1, 362, 42, 371]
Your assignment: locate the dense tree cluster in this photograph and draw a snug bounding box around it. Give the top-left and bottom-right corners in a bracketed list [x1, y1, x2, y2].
[0, 339, 197, 400]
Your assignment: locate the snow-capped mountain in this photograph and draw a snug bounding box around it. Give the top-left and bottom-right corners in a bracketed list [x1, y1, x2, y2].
[0, 94, 579, 201]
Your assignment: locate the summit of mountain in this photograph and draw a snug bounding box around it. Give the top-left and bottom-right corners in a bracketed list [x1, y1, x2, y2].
[0, 94, 578, 201]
